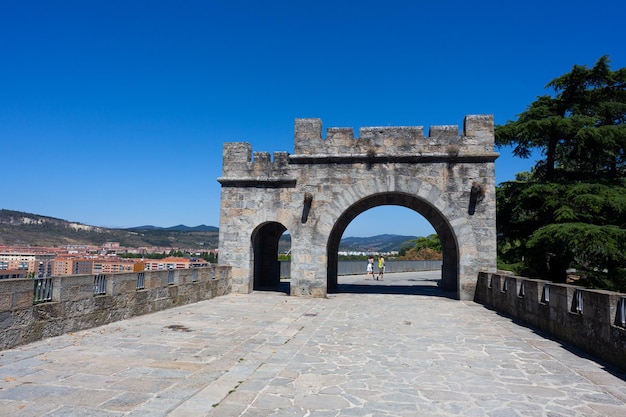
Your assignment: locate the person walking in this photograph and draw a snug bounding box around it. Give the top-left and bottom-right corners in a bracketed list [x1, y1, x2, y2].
[377, 256, 385, 280]
[366, 255, 375, 280]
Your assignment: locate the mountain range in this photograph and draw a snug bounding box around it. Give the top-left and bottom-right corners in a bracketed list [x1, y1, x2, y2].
[0, 209, 416, 252]
[131, 224, 218, 232]
[0, 209, 219, 249]
[338, 234, 417, 253]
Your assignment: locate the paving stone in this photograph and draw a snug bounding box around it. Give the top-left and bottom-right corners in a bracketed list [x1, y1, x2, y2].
[0, 271, 624, 416]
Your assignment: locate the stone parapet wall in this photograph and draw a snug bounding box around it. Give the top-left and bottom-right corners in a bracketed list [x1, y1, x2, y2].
[0, 266, 232, 350]
[475, 271, 626, 371]
[220, 142, 293, 185]
[220, 115, 496, 181]
[294, 115, 494, 156]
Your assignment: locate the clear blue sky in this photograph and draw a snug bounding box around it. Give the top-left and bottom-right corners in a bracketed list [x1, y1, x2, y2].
[2, 1, 625, 238]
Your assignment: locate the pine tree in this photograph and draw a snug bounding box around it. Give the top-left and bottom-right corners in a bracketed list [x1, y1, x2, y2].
[495, 56, 626, 291]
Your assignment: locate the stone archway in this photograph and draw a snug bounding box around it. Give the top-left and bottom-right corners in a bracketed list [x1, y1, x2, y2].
[252, 222, 288, 290]
[218, 115, 498, 300]
[326, 192, 457, 292]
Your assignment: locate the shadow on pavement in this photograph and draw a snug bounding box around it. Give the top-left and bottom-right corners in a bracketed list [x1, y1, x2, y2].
[331, 284, 457, 299]
[254, 282, 290, 295]
[254, 272, 456, 299]
[254, 283, 456, 299]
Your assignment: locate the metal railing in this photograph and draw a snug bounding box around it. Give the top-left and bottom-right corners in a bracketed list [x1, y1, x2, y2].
[572, 289, 583, 314]
[136, 272, 145, 290]
[541, 285, 550, 303]
[33, 277, 53, 304]
[94, 274, 107, 295]
[279, 260, 442, 279]
[619, 298, 626, 327]
[167, 270, 175, 285]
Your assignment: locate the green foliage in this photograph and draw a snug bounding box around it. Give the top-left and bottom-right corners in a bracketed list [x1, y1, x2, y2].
[200, 251, 217, 263]
[119, 250, 218, 262]
[496, 257, 525, 275]
[498, 179, 626, 286]
[118, 252, 169, 259]
[496, 56, 626, 182]
[495, 56, 626, 292]
[414, 234, 442, 252]
[528, 223, 625, 263]
[399, 234, 442, 260]
[337, 254, 369, 261]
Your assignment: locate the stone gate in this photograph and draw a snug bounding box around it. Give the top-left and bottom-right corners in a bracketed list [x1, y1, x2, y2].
[217, 115, 498, 300]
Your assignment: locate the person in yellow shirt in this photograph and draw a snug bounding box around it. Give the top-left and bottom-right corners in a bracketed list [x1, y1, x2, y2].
[377, 256, 385, 281]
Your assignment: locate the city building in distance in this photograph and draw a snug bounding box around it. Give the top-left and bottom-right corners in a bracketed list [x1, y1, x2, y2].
[0, 243, 213, 278]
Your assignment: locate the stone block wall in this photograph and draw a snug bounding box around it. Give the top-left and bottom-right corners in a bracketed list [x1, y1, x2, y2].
[475, 272, 626, 371]
[0, 266, 232, 350]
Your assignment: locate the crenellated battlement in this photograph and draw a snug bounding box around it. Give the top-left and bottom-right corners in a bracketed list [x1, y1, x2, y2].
[294, 115, 494, 155]
[219, 115, 496, 183]
[219, 142, 294, 185]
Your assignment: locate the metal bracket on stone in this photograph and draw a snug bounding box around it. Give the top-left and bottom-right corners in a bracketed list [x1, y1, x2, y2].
[301, 192, 313, 223]
[468, 182, 485, 215]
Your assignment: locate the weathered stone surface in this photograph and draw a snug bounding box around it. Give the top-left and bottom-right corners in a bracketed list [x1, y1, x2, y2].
[475, 271, 626, 372]
[218, 116, 498, 300]
[0, 266, 232, 350]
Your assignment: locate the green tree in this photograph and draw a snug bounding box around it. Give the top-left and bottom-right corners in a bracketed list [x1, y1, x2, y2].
[200, 251, 217, 263]
[399, 234, 442, 260]
[495, 56, 626, 291]
[496, 56, 626, 182]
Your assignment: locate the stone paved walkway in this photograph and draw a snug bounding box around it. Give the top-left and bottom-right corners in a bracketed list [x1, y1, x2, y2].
[1, 271, 625, 416]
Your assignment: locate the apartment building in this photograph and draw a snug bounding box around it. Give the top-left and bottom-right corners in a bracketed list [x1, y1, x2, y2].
[0, 269, 28, 279]
[52, 257, 94, 276]
[143, 256, 209, 271]
[52, 257, 139, 276]
[1, 246, 210, 277]
[0, 251, 56, 277]
[93, 258, 137, 274]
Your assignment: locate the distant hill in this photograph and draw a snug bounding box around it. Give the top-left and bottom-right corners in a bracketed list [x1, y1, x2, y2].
[276, 234, 416, 254]
[0, 209, 219, 249]
[339, 234, 417, 253]
[129, 224, 219, 232]
[0, 209, 416, 253]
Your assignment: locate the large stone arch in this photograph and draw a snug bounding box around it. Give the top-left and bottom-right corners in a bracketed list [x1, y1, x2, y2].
[326, 191, 461, 292]
[218, 115, 498, 300]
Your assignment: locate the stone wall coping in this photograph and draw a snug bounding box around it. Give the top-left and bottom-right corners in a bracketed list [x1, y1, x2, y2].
[289, 153, 500, 164]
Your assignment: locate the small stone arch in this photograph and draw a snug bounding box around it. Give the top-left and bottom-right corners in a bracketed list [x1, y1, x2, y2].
[251, 221, 289, 291]
[326, 192, 459, 292]
[218, 115, 498, 300]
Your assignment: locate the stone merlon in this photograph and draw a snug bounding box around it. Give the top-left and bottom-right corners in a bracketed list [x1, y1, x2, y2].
[293, 115, 494, 155]
[219, 115, 497, 181]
